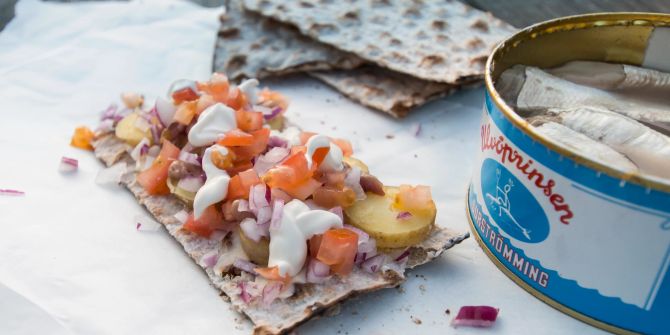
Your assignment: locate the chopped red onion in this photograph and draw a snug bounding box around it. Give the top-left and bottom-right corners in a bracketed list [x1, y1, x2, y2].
[96, 119, 115, 133]
[249, 184, 270, 214]
[306, 258, 331, 284]
[155, 96, 177, 126]
[237, 199, 250, 213]
[253, 104, 273, 114]
[59, 156, 78, 174]
[173, 210, 189, 224]
[396, 211, 413, 220]
[256, 206, 272, 225]
[270, 188, 292, 203]
[344, 224, 369, 242]
[0, 189, 25, 196]
[344, 167, 366, 201]
[238, 281, 252, 304]
[253, 147, 289, 175]
[199, 250, 219, 268]
[267, 136, 288, 149]
[394, 249, 411, 262]
[360, 174, 385, 196]
[270, 200, 285, 230]
[240, 218, 263, 242]
[329, 206, 343, 221]
[263, 107, 282, 120]
[130, 138, 150, 162]
[178, 151, 200, 166]
[135, 214, 161, 231]
[262, 281, 282, 306]
[361, 254, 385, 273]
[210, 230, 229, 242]
[101, 104, 118, 121]
[411, 122, 422, 137]
[95, 162, 127, 186]
[177, 176, 204, 193]
[452, 306, 500, 328]
[233, 258, 258, 274]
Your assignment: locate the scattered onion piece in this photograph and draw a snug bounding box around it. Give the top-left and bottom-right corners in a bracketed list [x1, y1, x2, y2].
[267, 136, 288, 149]
[263, 107, 282, 120]
[361, 254, 384, 273]
[396, 211, 413, 220]
[239, 281, 253, 304]
[344, 167, 366, 201]
[0, 189, 25, 196]
[59, 156, 78, 174]
[306, 258, 330, 284]
[261, 281, 282, 306]
[240, 217, 264, 242]
[452, 306, 500, 328]
[329, 206, 343, 221]
[199, 250, 219, 269]
[270, 199, 284, 230]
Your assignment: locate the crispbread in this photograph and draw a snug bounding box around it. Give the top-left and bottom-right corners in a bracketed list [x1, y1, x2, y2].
[213, 0, 364, 81]
[242, 0, 515, 83]
[309, 66, 457, 118]
[93, 133, 469, 334]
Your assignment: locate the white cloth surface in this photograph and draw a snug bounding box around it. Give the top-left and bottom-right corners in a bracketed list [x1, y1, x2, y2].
[0, 1, 605, 334]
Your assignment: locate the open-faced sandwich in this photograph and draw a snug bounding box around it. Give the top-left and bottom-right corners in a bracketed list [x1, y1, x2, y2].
[84, 73, 468, 334]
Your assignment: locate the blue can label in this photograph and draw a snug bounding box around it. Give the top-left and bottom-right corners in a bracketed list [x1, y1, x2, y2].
[468, 92, 670, 334]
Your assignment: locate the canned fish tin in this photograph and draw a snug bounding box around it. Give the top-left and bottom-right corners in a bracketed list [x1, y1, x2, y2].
[468, 13, 670, 334]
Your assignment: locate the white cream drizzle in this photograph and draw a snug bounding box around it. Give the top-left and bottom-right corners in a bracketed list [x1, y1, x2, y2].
[268, 200, 343, 277]
[187, 103, 237, 147]
[305, 134, 344, 172]
[193, 145, 230, 219]
[238, 78, 259, 105]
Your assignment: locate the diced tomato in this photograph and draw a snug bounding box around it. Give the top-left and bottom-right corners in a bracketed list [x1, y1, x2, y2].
[316, 171, 346, 188]
[262, 151, 312, 190]
[316, 229, 358, 276]
[196, 94, 216, 114]
[71, 126, 95, 151]
[182, 205, 232, 238]
[312, 186, 356, 208]
[225, 161, 253, 177]
[173, 101, 197, 125]
[281, 177, 322, 200]
[332, 138, 353, 156]
[235, 109, 263, 132]
[211, 149, 235, 170]
[226, 169, 261, 200]
[393, 184, 434, 214]
[228, 128, 270, 163]
[226, 88, 248, 110]
[137, 140, 180, 195]
[197, 73, 230, 102]
[255, 266, 290, 284]
[172, 87, 199, 104]
[258, 88, 288, 111]
[299, 131, 316, 145]
[217, 129, 254, 147]
[311, 147, 330, 167]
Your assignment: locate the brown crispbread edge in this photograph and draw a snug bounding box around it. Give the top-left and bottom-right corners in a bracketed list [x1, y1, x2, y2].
[93, 133, 469, 334]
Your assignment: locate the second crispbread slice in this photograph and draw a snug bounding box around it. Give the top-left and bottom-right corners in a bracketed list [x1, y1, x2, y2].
[309, 65, 458, 118]
[213, 0, 364, 81]
[243, 0, 515, 84]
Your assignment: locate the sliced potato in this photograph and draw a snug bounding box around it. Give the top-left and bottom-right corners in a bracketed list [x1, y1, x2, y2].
[267, 114, 284, 130]
[238, 229, 270, 267]
[344, 186, 435, 249]
[166, 178, 196, 206]
[343, 156, 369, 174]
[115, 112, 151, 146]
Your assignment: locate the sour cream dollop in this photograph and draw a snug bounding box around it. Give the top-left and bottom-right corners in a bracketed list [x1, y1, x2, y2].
[238, 78, 259, 105]
[188, 103, 237, 147]
[268, 200, 343, 277]
[305, 134, 344, 172]
[193, 145, 230, 219]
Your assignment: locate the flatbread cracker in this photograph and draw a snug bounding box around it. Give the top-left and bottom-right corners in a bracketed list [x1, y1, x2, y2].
[309, 66, 457, 118]
[214, 0, 364, 81]
[243, 0, 515, 83]
[93, 134, 469, 334]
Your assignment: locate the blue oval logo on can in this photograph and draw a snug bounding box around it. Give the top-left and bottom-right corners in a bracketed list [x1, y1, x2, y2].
[480, 158, 549, 243]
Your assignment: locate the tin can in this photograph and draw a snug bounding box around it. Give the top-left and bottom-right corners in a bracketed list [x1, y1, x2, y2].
[468, 13, 670, 334]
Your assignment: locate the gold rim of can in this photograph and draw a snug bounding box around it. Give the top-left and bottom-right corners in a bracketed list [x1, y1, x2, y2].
[465, 191, 639, 335]
[486, 12, 670, 193]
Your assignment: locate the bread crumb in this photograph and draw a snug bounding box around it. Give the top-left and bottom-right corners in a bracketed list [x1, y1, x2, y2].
[396, 285, 405, 294]
[445, 308, 451, 315]
[411, 316, 422, 325]
[419, 284, 426, 293]
[386, 134, 395, 139]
